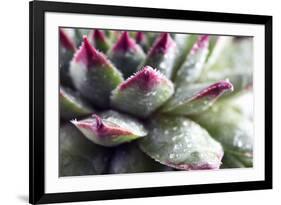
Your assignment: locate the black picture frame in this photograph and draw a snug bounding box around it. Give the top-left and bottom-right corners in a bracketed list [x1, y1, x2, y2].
[29, 0, 272, 204]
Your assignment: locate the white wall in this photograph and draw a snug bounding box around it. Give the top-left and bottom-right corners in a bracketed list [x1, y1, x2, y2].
[0, 0, 279, 204]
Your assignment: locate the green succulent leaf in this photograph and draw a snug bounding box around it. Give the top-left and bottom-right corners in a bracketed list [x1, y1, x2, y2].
[71, 110, 147, 147]
[172, 34, 198, 77]
[192, 101, 253, 161]
[69, 36, 123, 108]
[89, 29, 111, 53]
[59, 28, 76, 63]
[230, 91, 254, 120]
[59, 87, 94, 120]
[108, 32, 146, 78]
[224, 72, 252, 96]
[146, 32, 160, 47]
[139, 116, 223, 170]
[59, 28, 77, 88]
[221, 152, 246, 168]
[104, 30, 120, 44]
[161, 80, 233, 115]
[60, 123, 111, 176]
[111, 66, 174, 118]
[135, 32, 149, 53]
[139, 33, 178, 79]
[109, 143, 173, 174]
[59, 29, 254, 175]
[204, 36, 232, 70]
[174, 35, 209, 87]
[200, 38, 253, 96]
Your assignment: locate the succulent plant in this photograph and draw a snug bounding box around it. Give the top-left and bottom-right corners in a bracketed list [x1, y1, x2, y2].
[59, 28, 253, 176]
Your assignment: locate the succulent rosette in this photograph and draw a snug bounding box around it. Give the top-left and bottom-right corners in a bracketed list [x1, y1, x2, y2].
[59, 28, 254, 176]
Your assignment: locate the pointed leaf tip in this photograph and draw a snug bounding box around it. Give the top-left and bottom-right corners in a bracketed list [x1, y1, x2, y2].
[108, 32, 145, 78]
[119, 66, 164, 91]
[162, 80, 233, 115]
[90, 29, 111, 53]
[111, 66, 174, 118]
[139, 33, 177, 79]
[93, 114, 104, 130]
[135, 32, 149, 52]
[136, 32, 145, 44]
[194, 79, 233, 100]
[150, 33, 176, 55]
[70, 36, 123, 108]
[113, 31, 137, 52]
[93, 29, 106, 41]
[174, 35, 209, 85]
[71, 111, 147, 147]
[191, 35, 209, 54]
[59, 28, 76, 51]
[74, 36, 108, 67]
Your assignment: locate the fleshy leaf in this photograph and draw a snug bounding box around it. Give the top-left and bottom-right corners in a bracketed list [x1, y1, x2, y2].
[225, 72, 252, 96]
[59, 87, 94, 120]
[69, 36, 123, 108]
[109, 143, 173, 174]
[192, 101, 253, 159]
[60, 123, 110, 176]
[146, 32, 160, 47]
[161, 80, 233, 115]
[71, 110, 147, 147]
[172, 34, 198, 78]
[90, 29, 110, 53]
[139, 33, 177, 79]
[111, 66, 174, 118]
[222, 150, 253, 169]
[59, 28, 76, 52]
[104, 30, 121, 43]
[139, 116, 223, 170]
[230, 91, 254, 120]
[135, 31, 149, 52]
[203, 72, 252, 98]
[200, 38, 253, 96]
[174, 35, 209, 87]
[204, 36, 232, 70]
[108, 32, 146, 78]
[221, 153, 246, 168]
[59, 28, 77, 88]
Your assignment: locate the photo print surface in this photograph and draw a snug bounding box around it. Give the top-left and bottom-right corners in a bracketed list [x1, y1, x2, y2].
[59, 27, 253, 177]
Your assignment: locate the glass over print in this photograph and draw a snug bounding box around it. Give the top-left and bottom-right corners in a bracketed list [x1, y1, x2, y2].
[59, 28, 253, 177]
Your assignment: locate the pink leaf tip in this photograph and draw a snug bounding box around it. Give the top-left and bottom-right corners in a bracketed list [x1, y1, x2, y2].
[191, 35, 209, 54]
[136, 32, 146, 44]
[74, 36, 108, 67]
[149, 33, 176, 55]
[59, 28, 76, 51]
[195, 79, 234, 100]
[72, 114, 133, 138]
[113, 31, 137, 52]
[119, 66, 163, 91]
[92, 114, 104, 130]
[92, 29, 107, 42]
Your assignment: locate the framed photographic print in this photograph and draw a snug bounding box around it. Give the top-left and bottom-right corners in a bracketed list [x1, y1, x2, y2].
[29, 0, 272, 204]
